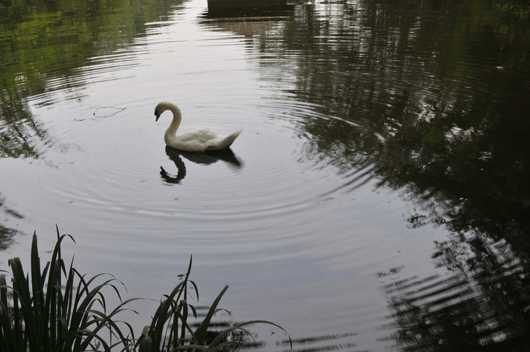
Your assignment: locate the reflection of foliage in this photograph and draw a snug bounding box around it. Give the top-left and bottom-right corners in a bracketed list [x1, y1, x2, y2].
[0, 225, 16, 250]
[0, 0, 185, 247]
[0, 91, 46, 159]
[0, 193, 22, 250]
[0, 0, 186, 160]
[253, 0, 530, 349]
[494, 0, 530, 18]
[383, 236, 530, 351]
[256, 0, 530, 252]
[393, 80, 530, 257]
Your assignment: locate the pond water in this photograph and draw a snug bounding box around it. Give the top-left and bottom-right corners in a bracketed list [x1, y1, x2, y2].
[1, 0, 530, 350]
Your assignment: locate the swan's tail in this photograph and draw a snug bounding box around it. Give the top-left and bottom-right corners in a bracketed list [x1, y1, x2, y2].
[210, 130, 242, 150]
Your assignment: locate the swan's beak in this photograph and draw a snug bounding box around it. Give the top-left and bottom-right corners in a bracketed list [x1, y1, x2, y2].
[155, 109, 160, 122]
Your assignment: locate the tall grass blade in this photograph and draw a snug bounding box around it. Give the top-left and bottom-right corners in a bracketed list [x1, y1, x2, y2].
[30, 234, 47, 349]
[179, 299, 188, 348]
[0, 275, 7, 308]
[0, 300, 15, 352]
[194, 284, 229, 345]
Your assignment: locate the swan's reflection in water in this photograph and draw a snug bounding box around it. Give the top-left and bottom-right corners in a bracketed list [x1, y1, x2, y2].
[160, 146, 244, 184]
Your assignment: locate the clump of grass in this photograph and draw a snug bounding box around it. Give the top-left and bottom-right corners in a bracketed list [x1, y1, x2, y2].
[0, 228, 291, 352]
[0, 227, 136, 352]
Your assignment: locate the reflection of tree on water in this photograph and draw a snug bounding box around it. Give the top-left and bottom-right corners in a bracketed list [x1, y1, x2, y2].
[0, 91, 42, 246]
[0, 90, 48, 159]
[0, 0, 186, 248]
[160, 145, 244, 184]
[257, 0, 530, 249]
[0, 0, 187, 156]
[200, 5, 294, 37]
[0, 193, 23, 250]
[383, 236, 530, 351]
[252, 0, 530, 348]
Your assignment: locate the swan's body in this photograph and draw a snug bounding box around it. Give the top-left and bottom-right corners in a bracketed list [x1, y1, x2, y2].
[154, 102, 241, 152]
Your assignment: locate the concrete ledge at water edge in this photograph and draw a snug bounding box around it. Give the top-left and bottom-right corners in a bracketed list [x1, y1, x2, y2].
[207, 0, 288, 10]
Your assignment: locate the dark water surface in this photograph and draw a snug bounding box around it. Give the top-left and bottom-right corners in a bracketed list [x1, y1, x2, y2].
[1, 0, 530, 350]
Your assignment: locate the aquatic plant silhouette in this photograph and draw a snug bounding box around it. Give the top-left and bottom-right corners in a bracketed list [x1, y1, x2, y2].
[0, 227, 290, 352]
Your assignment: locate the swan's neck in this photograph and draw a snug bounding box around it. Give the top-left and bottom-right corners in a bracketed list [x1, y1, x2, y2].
[166, 104, 182, 137]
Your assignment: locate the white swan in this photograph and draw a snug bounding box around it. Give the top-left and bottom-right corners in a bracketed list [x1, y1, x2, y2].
[154, 102, 242, 152]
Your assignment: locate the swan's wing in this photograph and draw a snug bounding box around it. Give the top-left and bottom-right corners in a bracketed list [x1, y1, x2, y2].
[168, 129, 241, 152]
[205, 130, 242, 151]
[178, 129, 219, 143]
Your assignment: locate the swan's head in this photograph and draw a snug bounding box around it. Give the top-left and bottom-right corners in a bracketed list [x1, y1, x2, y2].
[155, 102, 181, 122]
[154, 102, 167, 122]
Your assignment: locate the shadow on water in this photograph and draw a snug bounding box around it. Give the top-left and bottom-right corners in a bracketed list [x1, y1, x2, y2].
[160, 145, 244, 185]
